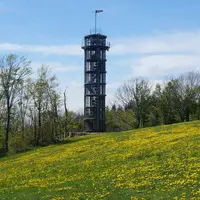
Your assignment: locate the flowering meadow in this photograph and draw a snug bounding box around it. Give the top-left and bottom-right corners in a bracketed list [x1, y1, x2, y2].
[1, 121, 200, 199]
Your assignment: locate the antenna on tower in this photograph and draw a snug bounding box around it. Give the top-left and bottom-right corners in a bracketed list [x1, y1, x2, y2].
[94, 10, 103, 34]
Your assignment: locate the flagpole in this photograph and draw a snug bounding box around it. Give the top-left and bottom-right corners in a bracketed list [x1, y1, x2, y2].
[94, 10, 103, 34]
[95, 11, 97, 34]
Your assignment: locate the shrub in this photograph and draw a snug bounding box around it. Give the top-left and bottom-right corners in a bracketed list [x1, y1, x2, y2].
[8, 135, 30, 154]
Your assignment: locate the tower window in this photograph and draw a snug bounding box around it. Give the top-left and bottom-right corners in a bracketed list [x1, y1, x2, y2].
[86, 96, 90, 107]
[100, 85, 105, 95]
[100, 73, 106, 83]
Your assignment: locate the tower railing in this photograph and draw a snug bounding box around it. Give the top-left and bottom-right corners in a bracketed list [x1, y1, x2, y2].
[89, 28, 102, 34]
[82, 40, 110, 48]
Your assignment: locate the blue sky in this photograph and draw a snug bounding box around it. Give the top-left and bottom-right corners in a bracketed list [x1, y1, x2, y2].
[0, 0, 200, 111]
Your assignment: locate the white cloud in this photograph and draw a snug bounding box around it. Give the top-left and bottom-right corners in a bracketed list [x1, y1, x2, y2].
[132, 54, 200, 78]
[31, 61, 81, 73]
[2, 29, 200, 110]
[1, 30, 200, 57]
[107, 82, 122, 89]
[0, 43, 82, 56]
[111, 30, 200, 54]
[110, 30, 200, 79]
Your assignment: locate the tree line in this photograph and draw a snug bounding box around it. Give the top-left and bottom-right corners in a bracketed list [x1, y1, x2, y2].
[0, 54, 83, 155]
[1, 53, 200, 154]
[106, 72, 200, 131]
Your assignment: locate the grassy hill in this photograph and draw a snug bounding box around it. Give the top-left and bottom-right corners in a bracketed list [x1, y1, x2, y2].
[1, 122, 200, 200]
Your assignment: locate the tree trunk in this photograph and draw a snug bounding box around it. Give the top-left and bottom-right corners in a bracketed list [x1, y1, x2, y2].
[21, 118, 25, 139]
[51, 119, 54, 141]
[5, 105, 10, 152]
[179, 108, 185, 122]
[64, 91, 68, 138]
[185, 107, 190, 122]
[59, 122, 63, 141]
[139, 118, 144, 128]
[54, 117, 57, 140]
[37, 103, 41, 145]
[180, 113, 185, 122]
[34, 114, 37, 145]
[55, 103, 58, 140]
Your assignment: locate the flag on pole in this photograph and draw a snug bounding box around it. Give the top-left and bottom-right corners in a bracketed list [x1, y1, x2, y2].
[95, 10, 103, 13]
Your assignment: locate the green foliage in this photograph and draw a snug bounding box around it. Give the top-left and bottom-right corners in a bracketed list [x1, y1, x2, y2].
[67, 111, 84, 132]
[0, 131, 5, 157]
[114, 73, 200, 129]
[1, 54, 200, 156]
[106, 106, 135, 132]
[8, 134, 30, 154]
[0, 127, 4, 146]
[115, 77, 151, 128]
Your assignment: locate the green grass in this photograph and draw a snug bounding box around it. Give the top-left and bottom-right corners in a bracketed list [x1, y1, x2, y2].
[1, 121, 200, 200]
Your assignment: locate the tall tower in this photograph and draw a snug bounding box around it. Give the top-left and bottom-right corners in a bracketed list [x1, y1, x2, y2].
[82, 12, 110, 132]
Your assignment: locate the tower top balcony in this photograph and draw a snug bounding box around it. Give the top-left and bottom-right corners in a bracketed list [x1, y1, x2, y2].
[82, 33, 110, 50]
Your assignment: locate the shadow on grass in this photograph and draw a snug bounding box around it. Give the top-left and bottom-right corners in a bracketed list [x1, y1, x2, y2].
[56, 136, 93, 145]
[0, 137, 92, 158]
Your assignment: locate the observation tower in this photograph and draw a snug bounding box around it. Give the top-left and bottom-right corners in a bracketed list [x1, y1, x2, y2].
[82, 10, 110, 132]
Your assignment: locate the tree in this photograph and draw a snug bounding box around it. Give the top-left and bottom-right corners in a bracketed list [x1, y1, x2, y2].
[111, 104, 116, 111]
[18, 79, 32, 138]
[0, 54, 31, 152]
[32, 65, 59, 145]
[67, 111, 84, 132]
[176, 72, 200, 121]
[115, 77, 151, 128]
[63, 90, 68, 138]
[105, 106, 121, 131]
[149, 83, 163, 126]
[160, 81, 178, 124]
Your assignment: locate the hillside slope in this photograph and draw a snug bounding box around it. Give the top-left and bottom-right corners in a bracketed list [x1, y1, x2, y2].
[1, 122, 200, 200]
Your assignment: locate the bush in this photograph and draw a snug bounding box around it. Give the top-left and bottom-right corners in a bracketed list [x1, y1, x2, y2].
[0, 132, 5, 157]
[9, 135, 30, 154]
[0, 148, 5, 157]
